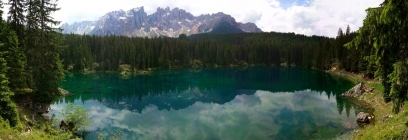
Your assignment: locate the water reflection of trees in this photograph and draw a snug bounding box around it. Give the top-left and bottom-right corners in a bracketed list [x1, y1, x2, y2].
[57, 67, 356, 114]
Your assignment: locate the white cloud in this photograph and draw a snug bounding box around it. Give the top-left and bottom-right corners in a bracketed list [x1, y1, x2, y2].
[255, 0, 383, 37]
[1, 0, 383, 37]
[51, 90, 354, 139]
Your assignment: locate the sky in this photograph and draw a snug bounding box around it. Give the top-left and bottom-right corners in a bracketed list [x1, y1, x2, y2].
[1, 0, 383, 37]
[51, 90, 346, 138]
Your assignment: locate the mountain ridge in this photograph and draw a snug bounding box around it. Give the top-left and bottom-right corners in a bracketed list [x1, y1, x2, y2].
[60, 6, 262, 37]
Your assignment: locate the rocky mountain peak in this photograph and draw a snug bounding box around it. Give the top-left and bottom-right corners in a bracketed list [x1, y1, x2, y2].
[61, 7, 263, 37]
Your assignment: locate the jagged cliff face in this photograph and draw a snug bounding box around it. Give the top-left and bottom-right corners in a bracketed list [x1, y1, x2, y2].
[61, 7, 262, 38]
[60, 21, 96, 35]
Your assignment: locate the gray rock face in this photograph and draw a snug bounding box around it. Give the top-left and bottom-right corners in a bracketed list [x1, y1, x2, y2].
[60, 21, 96, 34]
[61, 6, 262, 38]
[341, 82, 364, 97]
[356, 112, 370, 123]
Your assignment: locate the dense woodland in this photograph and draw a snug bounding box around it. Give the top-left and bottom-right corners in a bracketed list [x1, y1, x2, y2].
[0, 0, 407, 138]
[345, 0, 408, 113]
[60, 29, 364, 73]
[0, 0, 64, 130]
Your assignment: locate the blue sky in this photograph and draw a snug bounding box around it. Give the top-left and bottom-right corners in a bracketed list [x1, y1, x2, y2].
[279, 0, 311, 8]
[1, 0, 383, 37]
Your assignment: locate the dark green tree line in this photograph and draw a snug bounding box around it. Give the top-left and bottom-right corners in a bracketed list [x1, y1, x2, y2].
[61, 30, 359, 74]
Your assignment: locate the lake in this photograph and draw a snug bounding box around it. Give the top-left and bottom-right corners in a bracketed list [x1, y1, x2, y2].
[50, 66, 358, 140]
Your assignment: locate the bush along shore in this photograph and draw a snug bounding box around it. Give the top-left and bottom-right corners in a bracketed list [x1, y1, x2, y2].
[328, 69, 408, 139]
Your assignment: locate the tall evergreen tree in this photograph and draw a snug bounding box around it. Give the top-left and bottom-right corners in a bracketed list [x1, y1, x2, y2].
[24, 0, 40, 89]
[0, 42, 21, 128]
[346, 0, 408, 112]
[0, 0, 3, 20]
[8, 0, 26, 42]
[345, 25, 351, 36]
[0, 17, 28, 95]
[26, 0, 64, 102]
[0, 0, 22, 128]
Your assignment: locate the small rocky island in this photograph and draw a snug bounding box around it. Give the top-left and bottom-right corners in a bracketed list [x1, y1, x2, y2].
[341, 82, 364, 98]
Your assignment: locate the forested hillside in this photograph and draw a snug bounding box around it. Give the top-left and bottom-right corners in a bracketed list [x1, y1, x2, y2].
[60, 28, 368, 74]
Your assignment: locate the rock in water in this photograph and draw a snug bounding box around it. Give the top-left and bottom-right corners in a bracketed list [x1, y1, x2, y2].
[356, 112, 370, 123]
[341, 82, 364, 97]
[342, 122, 354, 130]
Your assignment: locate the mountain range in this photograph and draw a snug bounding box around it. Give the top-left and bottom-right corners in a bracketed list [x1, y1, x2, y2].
[60, 7, 262, 38]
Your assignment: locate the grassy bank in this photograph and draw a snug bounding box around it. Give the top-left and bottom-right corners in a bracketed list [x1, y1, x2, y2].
[0, 107, 76, 140]
[328, 69, 408, 139]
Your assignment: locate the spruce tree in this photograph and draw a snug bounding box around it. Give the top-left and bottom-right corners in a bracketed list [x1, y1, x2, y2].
[345, 0, 408, 112]
[0, 0, 3, 20]
[0, 42, 21, 128]
[26, 0, 64, 102]
[0, 18, 28, 96]
[24, 0, 39, 89]
[8, 0, 26, 42]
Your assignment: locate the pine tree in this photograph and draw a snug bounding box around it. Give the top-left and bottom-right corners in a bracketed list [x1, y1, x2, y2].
[0, 0, 3, 21]
[0, 18, 28, 95]
[345, 0, 408, 112]
[26, 0, 64, 102]
[0, 42, 21, 128]
[24, 0, 40, 88]
[8, 0, 26, 42]
[345, 25, 350, 36]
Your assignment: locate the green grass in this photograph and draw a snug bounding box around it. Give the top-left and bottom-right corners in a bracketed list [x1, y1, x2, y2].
[328, 69, 363, 84]
[328, 69, 408, 139]
[353, 100, 408, 139]
[352, 81, 408, 139]
[0, 105, 80, 140]
[0, 117, 76, 140]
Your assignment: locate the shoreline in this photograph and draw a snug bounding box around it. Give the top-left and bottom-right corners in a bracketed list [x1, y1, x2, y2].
[327, 68, 407, 139]
[15, 66, 401, 139]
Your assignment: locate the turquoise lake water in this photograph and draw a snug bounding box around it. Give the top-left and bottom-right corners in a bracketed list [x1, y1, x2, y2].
[50, 67, 357, 140]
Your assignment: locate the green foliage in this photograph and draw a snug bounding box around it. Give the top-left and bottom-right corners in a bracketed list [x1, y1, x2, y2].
[354, 100, 408, 139]
[390, 61, 408, 113]
[24, 0, 65, 103]
[0, 19, 28, 95]
[61, 31, 358, 73]
[0, 0, 3, 21]
[0, 117, 18, 139]
[0, 42, 21, 128]
[61, 103, 90, 132]
[346, 0, 408, 113]
[0, 117, 75, 140]
[0, 0, 89, 139]
[8, 0, 26, 43]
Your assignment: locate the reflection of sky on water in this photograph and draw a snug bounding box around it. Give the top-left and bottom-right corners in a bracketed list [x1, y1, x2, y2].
[50, 90, 356, 140]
